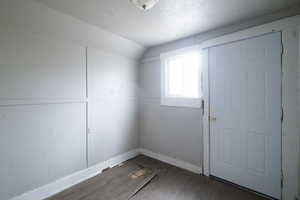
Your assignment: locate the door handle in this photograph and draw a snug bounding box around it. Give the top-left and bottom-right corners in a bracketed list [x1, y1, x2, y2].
[209, 116, 217, 121]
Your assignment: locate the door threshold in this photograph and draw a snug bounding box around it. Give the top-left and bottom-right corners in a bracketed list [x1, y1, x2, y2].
[210, 175, 278, 200]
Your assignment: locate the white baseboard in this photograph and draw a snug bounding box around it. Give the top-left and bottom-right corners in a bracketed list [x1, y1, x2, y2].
[11, 149, 140, 200]
[11, 148, 201, 200]
[139, 148, 202, 174]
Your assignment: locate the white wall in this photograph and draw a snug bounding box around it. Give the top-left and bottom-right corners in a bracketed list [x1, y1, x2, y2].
[87, 48, 139, 166]
[0, 0, 142, 199]
[0, 27, 87, 200]
[139, 60, 203, 167]
[0, 27, 86, 101]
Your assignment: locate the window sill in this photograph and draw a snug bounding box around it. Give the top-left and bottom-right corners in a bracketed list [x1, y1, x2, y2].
[160, 98, 202, 108]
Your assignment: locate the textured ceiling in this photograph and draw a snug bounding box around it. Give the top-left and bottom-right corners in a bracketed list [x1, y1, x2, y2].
[36, 0, 300, 47]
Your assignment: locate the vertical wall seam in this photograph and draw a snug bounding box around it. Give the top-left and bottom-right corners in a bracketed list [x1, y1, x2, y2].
[85, 47, 89, 168]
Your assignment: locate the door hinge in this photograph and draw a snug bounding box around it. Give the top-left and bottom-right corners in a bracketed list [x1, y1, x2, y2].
[281, 106, 284, 122]
[201, 99, 205, 116]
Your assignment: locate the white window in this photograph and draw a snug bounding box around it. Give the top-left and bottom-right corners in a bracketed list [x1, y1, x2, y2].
[161, 47, 202, 108]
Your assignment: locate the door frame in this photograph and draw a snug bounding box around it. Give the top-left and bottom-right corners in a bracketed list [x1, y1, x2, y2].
[201, 30, 294, 200]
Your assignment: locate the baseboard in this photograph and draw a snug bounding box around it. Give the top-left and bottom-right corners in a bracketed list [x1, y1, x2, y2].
[11, 149, 140, 200]
[139, 148, 202, 174]
[10, 148, 201, 200]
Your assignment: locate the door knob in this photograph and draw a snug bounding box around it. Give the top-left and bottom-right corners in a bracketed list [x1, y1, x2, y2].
[209, 116, 217, 121]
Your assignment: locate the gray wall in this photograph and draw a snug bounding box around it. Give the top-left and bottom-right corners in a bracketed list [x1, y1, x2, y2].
[281, 28, 300, 200]
[0, 27, 87, 200]
[298, 28, 300, 198]
[87, 48, 139, 166]
[0, 1, 141, 199]
[139, 60, 203, 167]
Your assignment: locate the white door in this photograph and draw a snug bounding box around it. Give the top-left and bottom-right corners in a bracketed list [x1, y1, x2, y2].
[209, 32, 282, 199]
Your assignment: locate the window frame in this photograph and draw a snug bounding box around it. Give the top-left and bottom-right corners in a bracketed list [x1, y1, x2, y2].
[160, 46, 202, 108]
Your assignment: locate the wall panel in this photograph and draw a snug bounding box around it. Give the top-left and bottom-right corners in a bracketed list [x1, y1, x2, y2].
[0, 103, 86, 200]
[0, 27, 87, 200]
[87, 48, 139, 166]
[0, 28, 86, 101]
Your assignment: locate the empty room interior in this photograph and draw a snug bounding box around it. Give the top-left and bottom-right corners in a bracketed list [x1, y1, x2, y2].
[1, 0, 300, 200]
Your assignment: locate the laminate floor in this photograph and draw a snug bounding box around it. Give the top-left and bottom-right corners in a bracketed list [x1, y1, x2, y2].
[131, 156, 269, 200]
[47, 155, 269, 200]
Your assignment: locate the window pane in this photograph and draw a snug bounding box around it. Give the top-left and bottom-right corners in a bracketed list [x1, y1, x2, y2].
[167, 57, 183, 96]
[183, 52, 200, 98]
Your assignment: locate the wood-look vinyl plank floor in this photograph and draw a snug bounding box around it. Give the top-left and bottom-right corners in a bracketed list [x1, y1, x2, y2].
[47, 155, 269, 200]
[130, 155, 269, 200]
